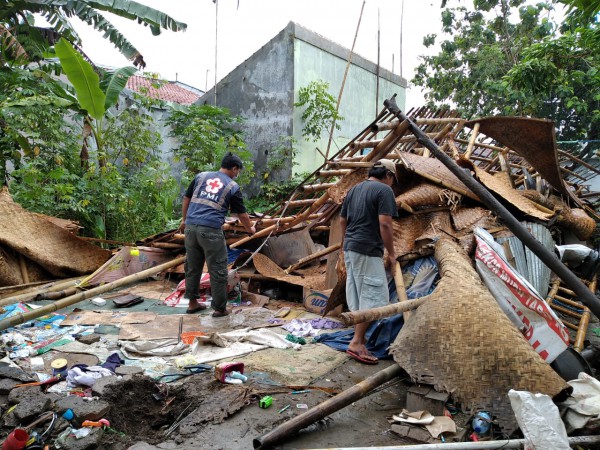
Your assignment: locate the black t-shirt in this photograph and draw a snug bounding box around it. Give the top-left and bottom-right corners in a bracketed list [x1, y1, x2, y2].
[340, 180, 398, 257]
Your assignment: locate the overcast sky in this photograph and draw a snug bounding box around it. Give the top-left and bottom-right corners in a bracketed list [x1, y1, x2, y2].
[70, 0, 445, 108]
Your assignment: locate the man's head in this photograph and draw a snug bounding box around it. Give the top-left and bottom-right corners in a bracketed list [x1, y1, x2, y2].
[369, 159, 398, 186]
[220, 152, 243, 178]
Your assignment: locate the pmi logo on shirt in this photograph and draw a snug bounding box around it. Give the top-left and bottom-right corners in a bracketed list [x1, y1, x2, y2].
[199, 177, 224, 202]
[205, 177, 224, 193]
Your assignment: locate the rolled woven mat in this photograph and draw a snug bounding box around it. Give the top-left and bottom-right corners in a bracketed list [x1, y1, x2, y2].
[556, 207, 596, 241]
[0, 198, 110, 277]
[396, 183, 462, 210]
[520, 189, 556, 210]
[327, 168, 368, 204]
[390, 238, 570, 432]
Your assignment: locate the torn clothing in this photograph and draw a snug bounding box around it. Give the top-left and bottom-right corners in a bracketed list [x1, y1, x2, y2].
[184, 224, 229, 310]
[344, 250, 389, 311]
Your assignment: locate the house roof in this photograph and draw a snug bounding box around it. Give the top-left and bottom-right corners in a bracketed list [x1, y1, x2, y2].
[126, 75, 201, 105]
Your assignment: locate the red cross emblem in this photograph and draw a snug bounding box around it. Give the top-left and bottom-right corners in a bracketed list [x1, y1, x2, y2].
[205, 177, 223, 194]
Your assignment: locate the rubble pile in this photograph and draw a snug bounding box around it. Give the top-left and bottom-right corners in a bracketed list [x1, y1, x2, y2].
[0, 100, 599, 448]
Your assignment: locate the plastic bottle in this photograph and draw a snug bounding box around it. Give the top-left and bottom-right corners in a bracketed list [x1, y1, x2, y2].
[228, 371, 247, 382]
[472, 411, 492, 434]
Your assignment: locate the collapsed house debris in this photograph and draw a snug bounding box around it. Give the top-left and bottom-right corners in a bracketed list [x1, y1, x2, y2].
[1, 97, 600, 448]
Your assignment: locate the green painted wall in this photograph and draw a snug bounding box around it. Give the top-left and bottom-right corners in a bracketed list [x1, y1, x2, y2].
[293, 39, 406, 175]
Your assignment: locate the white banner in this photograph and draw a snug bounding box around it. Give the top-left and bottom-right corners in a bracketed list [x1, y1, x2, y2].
[474, 229, 569, 363]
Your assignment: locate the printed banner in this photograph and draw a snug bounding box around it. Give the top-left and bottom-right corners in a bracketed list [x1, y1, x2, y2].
[474, 228, 569, 363]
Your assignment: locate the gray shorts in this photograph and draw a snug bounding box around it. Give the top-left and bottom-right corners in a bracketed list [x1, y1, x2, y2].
[344, 250, 389, 312]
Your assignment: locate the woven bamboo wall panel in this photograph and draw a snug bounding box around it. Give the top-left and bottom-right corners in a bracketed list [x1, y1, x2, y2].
[390, 239, 569, 431]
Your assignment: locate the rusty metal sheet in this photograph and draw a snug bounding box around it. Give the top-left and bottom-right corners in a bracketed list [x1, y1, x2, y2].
[465, 117, 581, 206]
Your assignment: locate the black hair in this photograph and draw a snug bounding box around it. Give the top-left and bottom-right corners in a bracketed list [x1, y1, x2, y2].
[221, 152, 243, 170]
[368, 166, 390, 180]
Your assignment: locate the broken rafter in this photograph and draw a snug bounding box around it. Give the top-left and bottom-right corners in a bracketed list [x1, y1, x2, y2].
[285, 243, 341, 274]
[0, 256, 187, 331]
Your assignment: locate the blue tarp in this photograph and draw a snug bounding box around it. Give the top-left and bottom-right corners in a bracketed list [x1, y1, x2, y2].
[313, 314, 405, 360]
[315, 256, 439, 359]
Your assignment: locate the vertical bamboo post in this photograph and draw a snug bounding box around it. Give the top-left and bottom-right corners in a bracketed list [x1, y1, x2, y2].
[393, 261, 411, 322]
[464, 122, 480, 159]
[18, 254, 30, 284]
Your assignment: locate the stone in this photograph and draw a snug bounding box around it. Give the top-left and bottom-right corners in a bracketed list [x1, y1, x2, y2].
[13, 391, 52, 422]
[55, 396, 111, 423]
[56, 427, 103, 450]
[76, 334, 102, 345]
[91, 376, 122, 397]
[9, 385, 42, 404]
[0, 366, 35, 383]
[0, 378, 20, 395]
[115, 365, 144, 376]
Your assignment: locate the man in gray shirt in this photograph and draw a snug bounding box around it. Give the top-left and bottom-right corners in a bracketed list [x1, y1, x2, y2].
[340, 159, 398, 364]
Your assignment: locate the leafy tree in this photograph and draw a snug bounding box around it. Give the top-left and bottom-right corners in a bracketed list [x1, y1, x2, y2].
[0, 0, 186, 67]
[294, 80, 344, 142]
[414, 0, 599, 154]
[413, 0, 555, 118]
[0, 66, 76, 183]
[166, 104, 255, 186]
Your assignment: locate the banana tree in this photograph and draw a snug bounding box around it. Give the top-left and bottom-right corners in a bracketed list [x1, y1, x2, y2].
[1, 0, 186, 67]
[54, 38, 137, 167]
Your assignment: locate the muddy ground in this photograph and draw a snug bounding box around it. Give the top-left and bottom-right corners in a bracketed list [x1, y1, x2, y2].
[96, 359, 425, 449]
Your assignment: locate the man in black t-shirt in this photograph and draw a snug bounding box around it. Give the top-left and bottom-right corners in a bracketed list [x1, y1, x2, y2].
[340, 159, 398, 364]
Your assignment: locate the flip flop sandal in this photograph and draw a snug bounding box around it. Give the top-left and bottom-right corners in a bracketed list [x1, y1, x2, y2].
[346, 349, 379, 365]
[186, 304, 208, 314]
[212, 309, 231, 318]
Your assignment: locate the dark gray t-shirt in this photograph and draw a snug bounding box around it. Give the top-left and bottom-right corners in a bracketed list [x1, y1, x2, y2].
[340, 180, 398, 257]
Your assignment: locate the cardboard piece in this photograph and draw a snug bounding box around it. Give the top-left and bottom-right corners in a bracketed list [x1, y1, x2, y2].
[303, 287, 341, 316]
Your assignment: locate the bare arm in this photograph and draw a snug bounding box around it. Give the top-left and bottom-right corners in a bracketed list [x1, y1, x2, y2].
[179, 196, 191, 232]
[379, 214, 396, 269]
[236, 212, 256, 235]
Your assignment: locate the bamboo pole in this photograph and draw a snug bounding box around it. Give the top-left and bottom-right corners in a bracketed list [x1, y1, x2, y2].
[230, 195, 332, 249]
[18, 254, 30, 284]
[558, 149, 600, 174]
[37, 287, 78, 300]
[384, 96, 600, 319]
[324, 0, 365, 161]
[464, 122, 480, 159]
[0, 279, 59, 295]
[150, 242, 184, 249]
[371, 117, 463, 133]
[0, 277, 85, 307]
[340, 297, 427, 326]
[317, 170, 351, 177]
[253, 364, 404, 449]
[285, 244, 341, 274]
[349, 139, 384, 150]
[393, 261, 411, 322]
[0, 256, 186, 331]
[301, 183, 336, 193]
[575, 275, 595, 352]
[327, 161, 374, 168]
